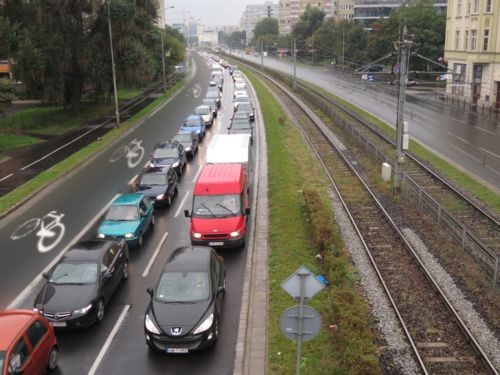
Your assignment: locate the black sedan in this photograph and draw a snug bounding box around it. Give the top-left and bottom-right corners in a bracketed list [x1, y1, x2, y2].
[172, 131, 199, 157]
[149, 141, 186, 176]
[136, 166, 179, 207]
[205, 91, 221, 108]
[144, 246, 226, 353]
[228, 112, 254, 143]
[235, 101, 255, 122]
[34, 240, 129, 329]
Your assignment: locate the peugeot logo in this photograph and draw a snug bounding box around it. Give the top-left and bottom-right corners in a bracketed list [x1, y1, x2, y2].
[171, 327, 182, 336]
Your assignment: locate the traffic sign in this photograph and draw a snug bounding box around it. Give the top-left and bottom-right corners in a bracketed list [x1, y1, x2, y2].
[280, 305, 322, 342]
[281, 265, 325, 301]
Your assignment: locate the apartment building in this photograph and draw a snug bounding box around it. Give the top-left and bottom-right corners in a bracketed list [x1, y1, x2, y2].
[444, 0, 499, 108]
[336, 0, 355, 21]
[239, 2, 279, 40]
[278, 0, 334, 34]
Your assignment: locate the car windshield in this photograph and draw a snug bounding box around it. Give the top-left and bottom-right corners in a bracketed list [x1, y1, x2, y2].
[173, 134, 193, 143]
[50, 262, 98, 284]
[195, 107, 210, 115]
[203, 99, 215, 107]
[140, 173, 167, 186]
[105, 205, 138, 221]
[193, 194, 241, 217]
[238, 103, 252, 112]
[155, 271, 210, 302]
[232, 119, 250, 129]
[235, 96, 249, 103]
[206, 92, 218, 99]
[184, 117, 201, 127]
[153, 147, 178, 158]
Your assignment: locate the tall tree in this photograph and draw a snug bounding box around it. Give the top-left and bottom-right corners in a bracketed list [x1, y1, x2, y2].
[292, 5, 326, 56]
[252, 17, 279, 51]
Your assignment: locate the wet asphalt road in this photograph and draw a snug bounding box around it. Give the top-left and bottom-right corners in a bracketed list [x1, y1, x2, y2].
[236, 53, 500, 191]
[0, 54, 251, 374]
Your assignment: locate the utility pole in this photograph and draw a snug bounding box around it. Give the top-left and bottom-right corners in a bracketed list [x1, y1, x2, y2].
[161, 5, 175, 93]
[293, 38, 297, 91]
[260, 40, 264, 70]
[311, 38, 314, 64]
[107, 1, 120, 128]
[394, 23, 412, 193]
[342, 22, 345, 67]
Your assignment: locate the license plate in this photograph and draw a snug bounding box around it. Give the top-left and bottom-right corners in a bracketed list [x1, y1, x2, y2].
[208, 242, 224, 246]
[167, 348, 189, 354]
[49, 322, 67, 327]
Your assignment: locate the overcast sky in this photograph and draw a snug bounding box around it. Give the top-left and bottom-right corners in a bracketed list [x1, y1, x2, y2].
[164, 0, 256, 27]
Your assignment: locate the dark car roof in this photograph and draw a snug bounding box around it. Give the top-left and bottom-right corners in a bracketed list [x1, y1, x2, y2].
[155, 141, 179, 149]
[163, 246, 212, 273]
[62, 240, 115, 262]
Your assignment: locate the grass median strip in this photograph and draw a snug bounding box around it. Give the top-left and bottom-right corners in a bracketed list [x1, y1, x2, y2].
[0, 79, 185, 216]
[243, 68, 380, 374]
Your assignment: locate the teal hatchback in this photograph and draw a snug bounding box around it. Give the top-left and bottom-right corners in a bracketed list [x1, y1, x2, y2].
[97, 193, 155, 247]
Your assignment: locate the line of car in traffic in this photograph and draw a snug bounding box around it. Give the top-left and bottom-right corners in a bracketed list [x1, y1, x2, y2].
[1, 56, 252, 374]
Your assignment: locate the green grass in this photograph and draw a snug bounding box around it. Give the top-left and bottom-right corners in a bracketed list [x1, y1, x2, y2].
[0, 78, 185, 215]
[242, 67, 380, 374]
[0, 133, 41, 151]
[117, 87, 146, 101]
[304, 81, 500, 213]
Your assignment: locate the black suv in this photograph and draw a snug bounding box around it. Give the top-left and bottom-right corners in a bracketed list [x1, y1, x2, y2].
[136, 166, 179, 207]
[149, 141, 186, 176]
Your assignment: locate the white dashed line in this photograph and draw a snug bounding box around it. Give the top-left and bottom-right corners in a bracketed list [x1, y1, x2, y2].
[175, 191, 190, 218]
[0, 173, 13, 182]
[142, 232, 168, 277]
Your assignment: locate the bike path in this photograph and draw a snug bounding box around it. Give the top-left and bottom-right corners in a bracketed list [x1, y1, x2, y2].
[0, 55, 208, 310]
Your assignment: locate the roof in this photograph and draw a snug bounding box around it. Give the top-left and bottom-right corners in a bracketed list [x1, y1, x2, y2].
[206, 134, 251, 165]
[163, 246, 212, 272]
[62, 240, 113, 261]
[113, 193, 144, 206]
[195, 163, 244, 195]
[0, 310, 36, 349]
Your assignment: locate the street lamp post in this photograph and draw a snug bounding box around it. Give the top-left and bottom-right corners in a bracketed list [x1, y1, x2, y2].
[106, 1, 120, 128]
[161, 5, 175, 92]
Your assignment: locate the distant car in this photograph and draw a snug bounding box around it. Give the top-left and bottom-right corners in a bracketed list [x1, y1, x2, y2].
[203, 98, 219, 118]
[212, 74, 223, 90]
[390, 78, 417, 87]
[144, 246, 226, 353]
[234, 95, 251, 110]
[194, 105, 214, 126]
[0, 309, 58, 374]
[205, 91, 221, 108]
[235, 101, 255, 121]
[234, 81, 246, 91]
[149, 141, 186, 175]
[207, 85, 222, 100]
[228, 112, 253, 143]
[136, 167, 179, 207]
[233, 90, 247, 99]
[365, 64, 384, 72]
[97, 193, 154, 247]
[172, 131, 199, 157]
[181, 114, 206, 141]
[34, 240, 129, 329]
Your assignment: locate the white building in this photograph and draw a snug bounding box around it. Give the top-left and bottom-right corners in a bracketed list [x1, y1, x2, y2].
[240, 2, 279, 40]
[278, 0, 334, 34]
[199, 27, 219, 47]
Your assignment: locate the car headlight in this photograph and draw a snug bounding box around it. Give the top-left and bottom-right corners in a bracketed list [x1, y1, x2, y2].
[185, 147, 192, 152]
[193, 232, 202, 239]
[97, 233, 105, 239]
[156, 194, 165, 200]
[172, 161, 179, 168]
[73, 303, 93, 316]
[125, 233, 134, 238]
[193, 313, 213, 334]
[145, 313, 160, 334]
[196, 130, 201, 134]
[230, 230, 241, 238]
[149, 162, 155, 168]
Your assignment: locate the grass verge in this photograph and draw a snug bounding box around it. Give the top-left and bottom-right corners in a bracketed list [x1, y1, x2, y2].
[0, 133, 41, 151]
[304, 81, 500, 213]
[0, 79, 185, 216]
[243, 68, 381, 374]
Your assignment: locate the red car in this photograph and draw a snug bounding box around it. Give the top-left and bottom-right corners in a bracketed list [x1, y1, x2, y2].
[0, 310, 58, 374]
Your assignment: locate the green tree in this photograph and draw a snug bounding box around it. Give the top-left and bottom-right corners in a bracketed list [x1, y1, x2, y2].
[292, 5, 326, 56]
[253, 17, 279, 40]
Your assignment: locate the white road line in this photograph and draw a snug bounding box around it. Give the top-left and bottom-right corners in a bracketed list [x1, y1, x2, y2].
[0, 173, 13, 182]
[142, 232, 168, 277]
[87, 304, 131, 375]
[480, 147, 500, 161]
[449, 143, 481, 163]
[192, 165, 202, 183]
[474, 126, 497, 136]
[128, 174, 138, 186]
[486, 165, 500, 177]
[7, 194, 120, 309]
[20, 125, 103, 171]
[175, 191, 190, 218]
[447, 131, 471, 145]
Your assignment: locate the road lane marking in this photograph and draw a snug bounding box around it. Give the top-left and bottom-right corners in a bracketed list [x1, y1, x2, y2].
[192, 164, 202, 183]
[0, 173, 13, 182]
[447, 131, 471, 145]
[128, 174, 139, 186]
[175, 191, 190, 218]
[7, 194, 120, 309]
[480, 147, 500, 161]
[20, 125, 104, 171]
[474, 126, 497, 136]
[88, 304, 131, 375]
[449, 143, 481, 163]
[142, 232, 168, 277]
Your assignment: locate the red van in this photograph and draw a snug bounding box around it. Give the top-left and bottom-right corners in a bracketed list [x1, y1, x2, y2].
[185, 163, 250, 248]
[0, 310, 58, 375]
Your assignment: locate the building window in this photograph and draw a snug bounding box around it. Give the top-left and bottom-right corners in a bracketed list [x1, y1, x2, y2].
[457, 0, 462, 15]
[485, 0, 491, 12]
[467, 0, 471, 14]
[473, 0, 479, 13]
[455, 30, 461, 49]
[464, 30, 469, 50]
[483, 29, 489, 51]
[471, 29, 477, 50]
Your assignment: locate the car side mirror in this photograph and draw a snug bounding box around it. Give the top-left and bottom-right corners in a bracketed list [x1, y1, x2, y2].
[42, 272, 50, 279]
[103, 272, 113, 280]
[13, 369, 24, 375]
[147, 287, 154, 298]
[217, 286, 225, 295]
[184, 209, 191, 218]
[245, 207, 250, 215]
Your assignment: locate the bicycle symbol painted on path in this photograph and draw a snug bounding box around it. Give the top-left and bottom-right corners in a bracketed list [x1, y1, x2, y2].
[109, 138, 145, 168]
[11, 211, 66, 253]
